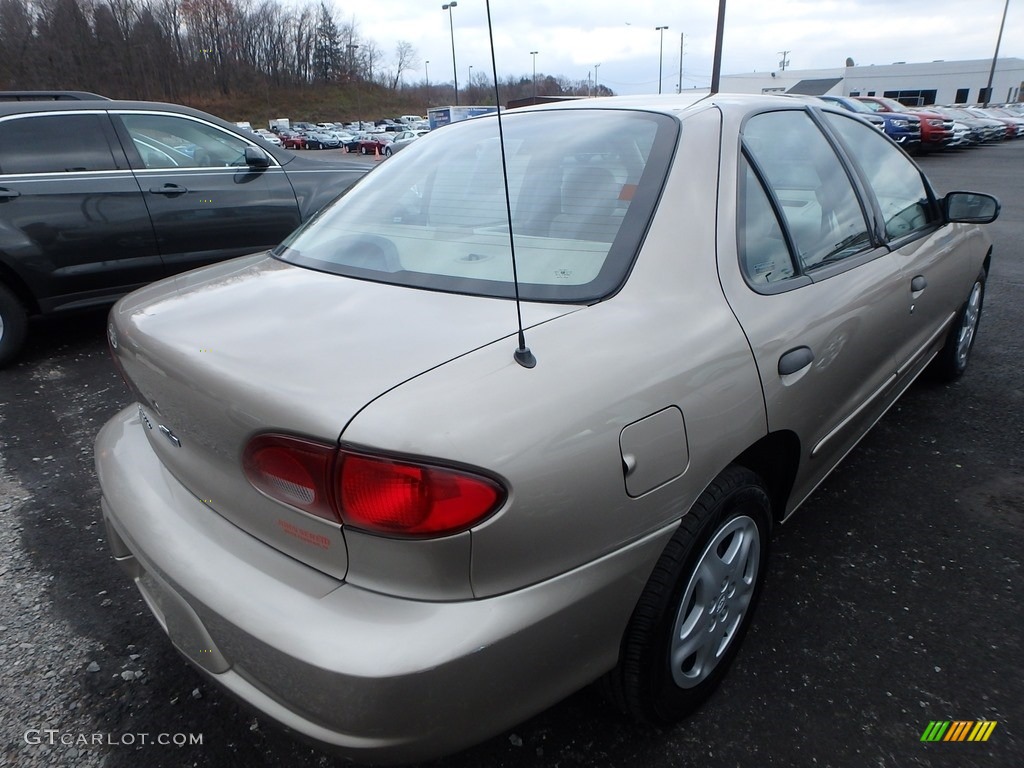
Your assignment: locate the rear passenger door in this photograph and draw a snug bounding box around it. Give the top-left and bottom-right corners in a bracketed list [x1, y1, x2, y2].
[0, 111, 160, 311]
[113, 111, 301, 274]
[719, 109, 909, 514]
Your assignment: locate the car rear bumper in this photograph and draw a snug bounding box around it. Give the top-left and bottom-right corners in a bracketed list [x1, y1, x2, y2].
[95, 405, 674, 764]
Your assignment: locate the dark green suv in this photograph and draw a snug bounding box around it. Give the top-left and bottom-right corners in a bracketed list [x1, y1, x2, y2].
[0, 93, 367, 366]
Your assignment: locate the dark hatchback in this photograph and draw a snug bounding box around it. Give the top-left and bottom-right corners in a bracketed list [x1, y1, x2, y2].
[0, 96, 367, 366]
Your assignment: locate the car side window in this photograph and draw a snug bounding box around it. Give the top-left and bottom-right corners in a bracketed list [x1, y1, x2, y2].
[0, 114, 117, 174]
[738, 158, 796, 285]
[742, 111, 871, 271]
[823, 112, 938, 240]
[120, 113, 254, 169]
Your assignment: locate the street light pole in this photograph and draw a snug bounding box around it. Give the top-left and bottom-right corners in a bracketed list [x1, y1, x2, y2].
[710, 0, 727, 94]
[442, 2, 459, 106]
[655, 25, 668, 94]
[530, 51, 539, 100]
[425, 60, 430, 105]
[677, 33, 684, 93]
[983, 0, 1010, 106]
[594, 62, 601, 96]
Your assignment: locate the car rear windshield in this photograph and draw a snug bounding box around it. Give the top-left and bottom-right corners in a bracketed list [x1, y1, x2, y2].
[273, 109, 678, 302]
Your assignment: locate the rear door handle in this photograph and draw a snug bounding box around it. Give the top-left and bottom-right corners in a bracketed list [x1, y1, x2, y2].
[149, 183, 188, 195]
[0, 188, 20, 199]
[778, 346, 815, 376]
[911, 275, 928, 292]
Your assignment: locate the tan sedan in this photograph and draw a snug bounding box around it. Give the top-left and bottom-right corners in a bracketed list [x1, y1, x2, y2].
[96, 93, 998, 764]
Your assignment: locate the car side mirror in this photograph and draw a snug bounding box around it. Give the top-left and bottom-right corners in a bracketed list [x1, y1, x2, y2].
[245, 146, 271, 168]
[944, 191, 1000, 224]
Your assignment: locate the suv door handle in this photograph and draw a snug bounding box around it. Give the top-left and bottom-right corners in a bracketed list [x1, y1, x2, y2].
[0, 188, 20, 199]
[149, 183, 188, 195]
[911, 275, 928, 292]
[778, 346, 815, 376]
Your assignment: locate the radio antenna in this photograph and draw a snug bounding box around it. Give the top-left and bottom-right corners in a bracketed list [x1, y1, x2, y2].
[484, 0, 536, 368]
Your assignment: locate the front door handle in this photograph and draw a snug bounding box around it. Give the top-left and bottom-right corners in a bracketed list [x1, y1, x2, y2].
[778, 346, 814, 376]
[149, 183, 188, 195]
[911, 275, 928, 292]
[0, 187, 20, 199]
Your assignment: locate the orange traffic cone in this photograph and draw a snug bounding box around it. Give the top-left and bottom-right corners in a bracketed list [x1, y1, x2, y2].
[374, 145, 382, 161]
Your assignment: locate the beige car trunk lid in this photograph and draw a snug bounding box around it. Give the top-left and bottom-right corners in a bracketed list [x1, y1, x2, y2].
[110, 253, 576, 579]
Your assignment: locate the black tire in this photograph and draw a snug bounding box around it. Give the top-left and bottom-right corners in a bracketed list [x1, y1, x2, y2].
[929, 268, 986, 382]
[605, 465, 771, 724]
[0, 282, 29, 368]
[384, 146, 393, 157]
[360, 146, 368, 155]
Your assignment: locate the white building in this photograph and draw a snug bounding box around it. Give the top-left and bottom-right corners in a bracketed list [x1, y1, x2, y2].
[721, 58, 1024, 105]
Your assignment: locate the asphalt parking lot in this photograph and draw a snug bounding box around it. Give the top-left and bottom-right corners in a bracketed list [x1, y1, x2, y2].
[1, 141, 1021, 768]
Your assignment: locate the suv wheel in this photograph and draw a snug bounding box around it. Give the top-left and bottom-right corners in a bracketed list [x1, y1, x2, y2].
[0, 282, 29, 368]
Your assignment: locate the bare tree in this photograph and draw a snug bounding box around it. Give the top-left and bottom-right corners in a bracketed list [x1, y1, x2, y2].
[390, 39, 417, 90]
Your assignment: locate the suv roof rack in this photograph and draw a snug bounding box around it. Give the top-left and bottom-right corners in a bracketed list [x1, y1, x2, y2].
[0, 91, 111, 101]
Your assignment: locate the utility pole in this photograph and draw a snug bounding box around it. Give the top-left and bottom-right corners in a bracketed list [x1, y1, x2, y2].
[594, 63, 601, 95]
[983, 0, 1010, 106]
[778, 50, 791, 71]
[655, 25, 669, 94]
[710, 0, 726, 94]
[677, 32, 685, 93]
[531, 51, 539, 100]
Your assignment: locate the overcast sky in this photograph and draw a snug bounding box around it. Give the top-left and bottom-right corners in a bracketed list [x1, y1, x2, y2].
[352, 0, 1022, 95]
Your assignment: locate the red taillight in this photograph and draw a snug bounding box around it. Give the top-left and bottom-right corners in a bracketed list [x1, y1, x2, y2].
[338, 453, 503, 536]
[242, 435, 505, 536]
[243, 434, 337, 521]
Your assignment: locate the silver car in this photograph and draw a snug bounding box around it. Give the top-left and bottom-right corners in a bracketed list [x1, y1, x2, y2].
[96, 93, 998, 764]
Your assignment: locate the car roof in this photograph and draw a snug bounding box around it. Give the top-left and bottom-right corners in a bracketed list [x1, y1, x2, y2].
[0, 98, 298, 163]
[510, 92, 837, 119]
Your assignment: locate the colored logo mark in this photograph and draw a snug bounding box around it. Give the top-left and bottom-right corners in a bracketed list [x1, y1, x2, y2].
[921, 720, 997, 742]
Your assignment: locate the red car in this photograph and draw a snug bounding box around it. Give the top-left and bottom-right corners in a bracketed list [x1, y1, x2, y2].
[854, 97, 953, 152]
[279, 132, 307, 150]
[355, 134, 392, 155]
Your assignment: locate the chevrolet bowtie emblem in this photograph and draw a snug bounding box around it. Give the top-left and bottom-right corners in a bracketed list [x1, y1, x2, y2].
[159, 424, 182, 447]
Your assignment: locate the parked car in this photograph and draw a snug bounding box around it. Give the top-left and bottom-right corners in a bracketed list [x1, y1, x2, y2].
[818, 95, 921, 151]
[343, 132, 369, 152]
[855, 97, 953, 151]
[382, 129, 428, 156]
[96, 93, 998, 764]
[254, 128, 283, 146]
[354, 133, 393, 155]
[278, 131, 307, 149]
[303, 130, 342, 149]
[930, 107, 994, 145]
[966, 106, 1024, 139]
[0, 93, 367, 366]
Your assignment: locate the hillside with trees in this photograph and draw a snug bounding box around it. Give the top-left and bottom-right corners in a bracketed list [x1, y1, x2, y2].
[0, 0, 613, 124]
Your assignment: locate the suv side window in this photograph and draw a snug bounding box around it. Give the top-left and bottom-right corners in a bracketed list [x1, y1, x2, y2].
[822, 112, 938, 240]
[742, 111, 872, 271]
[0, 114, 117, 174]
[120, 113, 254, 169]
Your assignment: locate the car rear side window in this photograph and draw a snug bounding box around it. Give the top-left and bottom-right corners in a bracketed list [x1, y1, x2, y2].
[742, 111, 871, 271]
[822, 112, 938, 241]
[738, 158, 796, 285]
[0, 114, 117, 174]
[273, 109, 678, 303]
